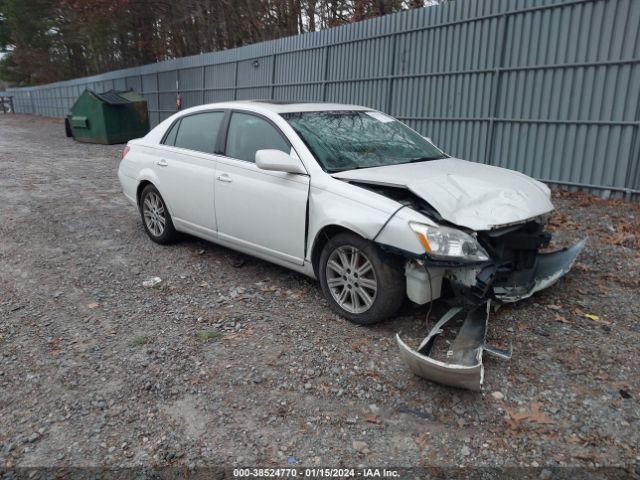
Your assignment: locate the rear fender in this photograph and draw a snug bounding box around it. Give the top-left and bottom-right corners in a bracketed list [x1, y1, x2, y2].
[136, 169, 175, 217]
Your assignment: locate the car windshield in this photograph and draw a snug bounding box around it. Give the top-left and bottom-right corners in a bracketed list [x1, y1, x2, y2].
[282, 110, 446, 172]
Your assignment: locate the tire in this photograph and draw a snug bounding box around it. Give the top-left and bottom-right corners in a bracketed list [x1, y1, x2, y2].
[139, 184, 177, 245]
[319, 232, 405, 325]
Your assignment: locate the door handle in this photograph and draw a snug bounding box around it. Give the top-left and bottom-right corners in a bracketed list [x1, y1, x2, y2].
[216, 174, 232, 183]
[156, 159, 168, 167]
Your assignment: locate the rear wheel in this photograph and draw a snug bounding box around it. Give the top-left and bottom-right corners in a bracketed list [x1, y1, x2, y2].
[139, 184, 177, 244]
[319, 232, 405, 325]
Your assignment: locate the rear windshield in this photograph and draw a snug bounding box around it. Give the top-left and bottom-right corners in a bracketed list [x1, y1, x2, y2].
[281, 110, 446, 172]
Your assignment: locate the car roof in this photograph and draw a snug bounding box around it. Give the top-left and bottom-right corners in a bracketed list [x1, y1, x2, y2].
[179, 100, 372, 115]
[141, 100, 377, 145]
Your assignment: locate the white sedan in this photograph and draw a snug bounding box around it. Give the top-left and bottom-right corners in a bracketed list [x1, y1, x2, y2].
[117, 100, 582, 322]
[118, 101, 584, 389]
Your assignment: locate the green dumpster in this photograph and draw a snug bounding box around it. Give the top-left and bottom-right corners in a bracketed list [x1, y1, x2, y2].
[65, 89, 150, 144]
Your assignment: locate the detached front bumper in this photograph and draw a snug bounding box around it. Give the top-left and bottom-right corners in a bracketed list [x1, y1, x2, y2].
[398, 305, 487, 391]
[397, 238, 586, 390]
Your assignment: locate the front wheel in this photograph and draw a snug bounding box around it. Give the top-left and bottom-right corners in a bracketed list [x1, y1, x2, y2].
[139, 184, 177, 244]
[319, 232, 405, 325]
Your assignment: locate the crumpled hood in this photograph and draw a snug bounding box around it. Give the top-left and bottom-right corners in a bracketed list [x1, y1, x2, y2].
[332, 158, 554, 230]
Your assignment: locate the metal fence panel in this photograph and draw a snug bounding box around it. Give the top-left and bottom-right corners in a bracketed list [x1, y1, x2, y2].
[273, 84, 323, 102]
[204, 63, 236, 89]
[274, 49, 324, 84]
[5, 0, 640, 197]
[125, 76, 142, 92]
[204, 89, 235, 104]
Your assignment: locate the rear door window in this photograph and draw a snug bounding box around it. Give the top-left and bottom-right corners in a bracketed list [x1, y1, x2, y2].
[162, 120, 180, 146]
[172, 111, 224, 154]
[225, 112, 289, 162]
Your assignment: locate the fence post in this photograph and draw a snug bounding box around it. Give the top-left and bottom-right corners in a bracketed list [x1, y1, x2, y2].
[385, 33, 398, 114]
[155, 72, 160, 126]
[175, 69, 179, 111]
[322, 46, 330, 102]
[270, 54, 277, 100]
[233, 61, 239, 100]
[202, 66, 206, 105]
[483, 13, 510, 166]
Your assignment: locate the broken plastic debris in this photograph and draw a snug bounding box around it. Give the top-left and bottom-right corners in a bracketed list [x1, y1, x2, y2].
[142, 276, 162, 288]
[494, 238, 587, 302]
[397, 302, 511, 391]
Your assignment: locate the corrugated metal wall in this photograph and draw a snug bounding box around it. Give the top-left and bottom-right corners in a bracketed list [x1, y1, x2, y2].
[4, 0, 640, 198]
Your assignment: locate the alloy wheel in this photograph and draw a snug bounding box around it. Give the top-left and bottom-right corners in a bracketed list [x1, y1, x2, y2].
[143, 191, 166, 237]
[325, 245, 378, 314]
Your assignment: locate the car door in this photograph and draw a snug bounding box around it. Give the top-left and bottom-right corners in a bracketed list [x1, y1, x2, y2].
[154, 111, 224, 239]
[214, 111, 309, 265]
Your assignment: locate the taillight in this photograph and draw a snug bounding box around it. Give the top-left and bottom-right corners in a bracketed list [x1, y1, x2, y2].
[120, 145, 130, 161]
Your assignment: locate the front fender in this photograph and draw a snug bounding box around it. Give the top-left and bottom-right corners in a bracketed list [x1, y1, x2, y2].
[307, 187, 432, 260]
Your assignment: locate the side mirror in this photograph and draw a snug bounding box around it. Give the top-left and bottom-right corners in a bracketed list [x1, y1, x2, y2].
[255, 149, 306, 174]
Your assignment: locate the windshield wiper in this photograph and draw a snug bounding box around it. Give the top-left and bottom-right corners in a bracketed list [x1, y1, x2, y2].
[326, 164, 379, 173]
[326, 166, 362, 173]
[406, 155, 445, 163]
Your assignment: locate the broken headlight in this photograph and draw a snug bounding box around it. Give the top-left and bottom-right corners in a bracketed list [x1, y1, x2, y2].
[409, 222, 490, 262]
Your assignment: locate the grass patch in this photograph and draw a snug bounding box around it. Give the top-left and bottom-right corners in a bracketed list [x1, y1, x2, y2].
[197, 329, 221, 342]
[129, 335, 147, 347]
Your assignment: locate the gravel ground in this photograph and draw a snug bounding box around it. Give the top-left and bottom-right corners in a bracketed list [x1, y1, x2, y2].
[1, 114, 639, 475]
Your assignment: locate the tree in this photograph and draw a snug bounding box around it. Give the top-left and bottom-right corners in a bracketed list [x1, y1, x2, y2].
[0, 0, 444, 85]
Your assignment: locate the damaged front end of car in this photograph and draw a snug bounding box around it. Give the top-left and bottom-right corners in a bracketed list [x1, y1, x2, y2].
[397, 216, 586, 391]
[335, 169, 586, 390]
